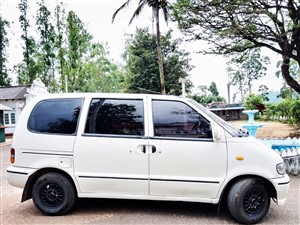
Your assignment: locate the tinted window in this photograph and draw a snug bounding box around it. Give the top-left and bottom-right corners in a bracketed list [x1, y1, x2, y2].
[28, 99, 82, 134]
[85, 99, 144, 136]
[152, 100, 212, 139]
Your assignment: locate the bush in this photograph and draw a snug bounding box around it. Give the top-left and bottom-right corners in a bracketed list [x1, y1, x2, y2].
[261, 103, 277, 121]
[290, 100, 300, 127]
[244, 94, 264, 110]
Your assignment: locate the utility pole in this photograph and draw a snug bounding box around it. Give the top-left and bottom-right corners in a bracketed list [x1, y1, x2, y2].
[227, 83, 231, 104]
[179, 78, 186, 97]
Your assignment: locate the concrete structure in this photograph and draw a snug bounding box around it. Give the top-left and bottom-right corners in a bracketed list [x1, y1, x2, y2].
[242, 110, 263, 136]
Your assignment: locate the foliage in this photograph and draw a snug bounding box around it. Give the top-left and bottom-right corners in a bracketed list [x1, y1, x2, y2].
[112, 0, 171, 94]
[258, 85, 269, 101]
[54, 2, 67, 92]
[261, 98, 300, 127]
[36, 0, 56, 91]
[64, 10, 93, 92]
[209, 81, 219, 96]
[275, 59, 299, 99]
[12, 1, 124, 93]
[172, 0, 300, 94]
[244, 94, 263, 110]
[63, 13, 124, 93]
[227, 48, 269, 101]
[278, 85, 294, 99]
[17, 0, 39, 84]
[190, 82, 226, 106]
[0, 16, 11, 86]
[190, 95, 225, 106]
[124, 28, 193, 95]
[261, 103, 277, 121]
[79, 43, 125, 93]
[290, 100, 300, 127]
[276, 59, 299, 80]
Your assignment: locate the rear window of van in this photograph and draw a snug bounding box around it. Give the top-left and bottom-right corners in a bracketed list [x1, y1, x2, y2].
[28, 98, 83, 134]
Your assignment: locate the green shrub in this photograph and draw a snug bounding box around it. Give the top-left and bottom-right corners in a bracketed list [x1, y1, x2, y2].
[244, 94, 264, 110]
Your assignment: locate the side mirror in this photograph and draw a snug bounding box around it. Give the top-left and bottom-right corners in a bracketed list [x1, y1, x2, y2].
[213, 125, 225, 141]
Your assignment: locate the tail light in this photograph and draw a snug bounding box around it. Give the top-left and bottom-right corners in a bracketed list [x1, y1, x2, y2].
[10, 148, 15, 164]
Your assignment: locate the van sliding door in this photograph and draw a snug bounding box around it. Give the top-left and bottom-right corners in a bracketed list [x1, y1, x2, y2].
[74, 97, 149, 196]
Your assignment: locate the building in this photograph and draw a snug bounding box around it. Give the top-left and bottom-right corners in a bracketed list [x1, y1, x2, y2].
[210, 106, 247, 121]
[207, 102, 247, 121]
[0, 79, 48, 136]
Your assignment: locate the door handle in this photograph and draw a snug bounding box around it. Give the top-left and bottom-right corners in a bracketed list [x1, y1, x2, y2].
[142, 145, 146, 153]
[136, 145, 157, 154]
[152, 146, 156, 153]
[136, 145, 146, 154]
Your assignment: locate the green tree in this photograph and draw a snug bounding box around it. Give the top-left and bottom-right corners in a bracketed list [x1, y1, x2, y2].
[112, 0, 170, 94]
[275, 59, 299, 99]
[190, 82, 226, 106]
[80, 43, 125, 93]
[36, 0, 56, 91]
[227, 48, 269, 101]
[17, 0, 38, 84]
[258, 85, 269, 101]
[290, 100, 300, 127]
[124, 28, 192, 95]
[209, 81, 219, 96]
[244, 93, 264, 110]
[54, 2, 67, 92]
[172, 0, 300, 94]
[65, 11, 92, 92]
[0, 16, 11, 86]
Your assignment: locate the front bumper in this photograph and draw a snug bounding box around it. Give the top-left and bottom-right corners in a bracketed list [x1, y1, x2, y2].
[271, 174, 290, 205]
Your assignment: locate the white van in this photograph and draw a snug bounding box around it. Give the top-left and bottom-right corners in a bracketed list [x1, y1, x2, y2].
[7, 93, 289, 224]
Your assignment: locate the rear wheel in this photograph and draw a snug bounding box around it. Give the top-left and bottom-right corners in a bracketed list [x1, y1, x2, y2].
[32, 172, 76, 215]
[227, 178, 270, 224]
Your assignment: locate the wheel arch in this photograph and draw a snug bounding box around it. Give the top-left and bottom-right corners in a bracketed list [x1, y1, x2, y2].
[21, 168, 77, 202]
[219, 175, 277, 207]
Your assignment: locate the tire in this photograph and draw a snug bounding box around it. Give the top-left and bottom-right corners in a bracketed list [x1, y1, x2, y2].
[32, 172, 76, 215]
[227, 178, 270, 224]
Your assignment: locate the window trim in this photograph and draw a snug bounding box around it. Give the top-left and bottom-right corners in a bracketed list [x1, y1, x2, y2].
[82, 133, 146, 139]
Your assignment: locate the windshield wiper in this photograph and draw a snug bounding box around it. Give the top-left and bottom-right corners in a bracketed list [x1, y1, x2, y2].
[238, 129, 249, 137]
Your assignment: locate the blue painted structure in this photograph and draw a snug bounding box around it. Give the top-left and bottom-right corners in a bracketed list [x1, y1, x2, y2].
[242, 110, 263, 137]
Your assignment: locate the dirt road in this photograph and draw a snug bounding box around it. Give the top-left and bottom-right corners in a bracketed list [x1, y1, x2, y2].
[229, 120, 298, 138]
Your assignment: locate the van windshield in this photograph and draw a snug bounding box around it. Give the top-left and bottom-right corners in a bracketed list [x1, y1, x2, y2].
[188, 99, 249, 137]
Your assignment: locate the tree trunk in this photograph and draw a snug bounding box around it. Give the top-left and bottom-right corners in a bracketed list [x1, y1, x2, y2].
[153, 4, 166, 95]
[281, 56, 300, 94]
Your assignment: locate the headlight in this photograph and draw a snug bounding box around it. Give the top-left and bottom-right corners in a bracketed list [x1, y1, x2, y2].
[276, 162, 286, 175]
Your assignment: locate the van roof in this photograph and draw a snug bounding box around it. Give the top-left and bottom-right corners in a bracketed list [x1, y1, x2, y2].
[34, 93, 186, 101]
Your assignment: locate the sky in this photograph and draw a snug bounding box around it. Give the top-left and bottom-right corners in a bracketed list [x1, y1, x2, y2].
[0, 0, 285, 101]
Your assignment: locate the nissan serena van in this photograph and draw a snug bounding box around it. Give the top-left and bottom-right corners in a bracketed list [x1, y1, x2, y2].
[7, 93, 290, 224]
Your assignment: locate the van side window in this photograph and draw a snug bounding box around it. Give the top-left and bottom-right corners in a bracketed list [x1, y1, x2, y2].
[28, 99, 82, 134]
[152, 100, 212, 139]
[85, 99, 144, 136]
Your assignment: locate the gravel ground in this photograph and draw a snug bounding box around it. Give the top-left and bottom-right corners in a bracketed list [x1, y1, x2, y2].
[229, 120, 298, 139]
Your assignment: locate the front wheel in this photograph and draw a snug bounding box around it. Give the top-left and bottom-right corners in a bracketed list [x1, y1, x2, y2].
[32, 172, 76, 215]
[227, 178, 270, 224]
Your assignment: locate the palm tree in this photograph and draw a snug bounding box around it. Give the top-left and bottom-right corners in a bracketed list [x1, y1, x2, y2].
[112, 0, 170, 95]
